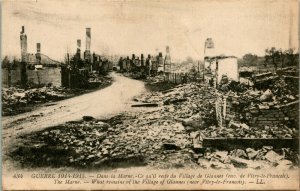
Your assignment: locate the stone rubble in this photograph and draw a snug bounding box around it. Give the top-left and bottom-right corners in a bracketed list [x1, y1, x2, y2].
[13, 79, 299, 169]
[2, 86, 68, 115]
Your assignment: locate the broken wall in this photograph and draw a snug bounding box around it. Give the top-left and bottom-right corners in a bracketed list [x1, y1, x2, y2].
[2, 67, 61, 87]
[250, 101, 299, 128]
[216, 93, 299, 129]
[216, 58, 239, 83]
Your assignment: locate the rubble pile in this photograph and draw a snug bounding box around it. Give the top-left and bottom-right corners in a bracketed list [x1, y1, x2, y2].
[273, 78, 298, 101]
[216, 76, 299, 128]
[38, 120, 111, 166]
[123, 72, 148, 80]
[23, 114, 195, 168]
[136, 82, 215, 105]
[219, 75, 298, 105]
[254, 72, 279, 87]
[15, 82, 218, 168]
[218, 80, 248, 93]
[197, 146, 297, 170]
[11, 79, 299, 169]
[88, 73, 113, 85]
[192, 76, 299, 169]
[277, 66, 299, 77]
[144, 75, 167, 84]
[134, 82, 218, 128]
[2, 87, 68, 116]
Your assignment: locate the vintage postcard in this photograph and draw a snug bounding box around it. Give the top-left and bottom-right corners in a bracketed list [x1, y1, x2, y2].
[1, 0, 299, 190]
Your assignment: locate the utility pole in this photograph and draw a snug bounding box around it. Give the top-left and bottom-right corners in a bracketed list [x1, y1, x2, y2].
[35, 43, 41, 87]
[20, 26, 28, 89]
[67, 53, 71, 88]
[203, 42, 206, 81]
[8, 60, 12, 87]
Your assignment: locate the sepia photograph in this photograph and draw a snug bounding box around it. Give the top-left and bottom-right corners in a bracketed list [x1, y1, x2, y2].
[1, 0, 299, 190]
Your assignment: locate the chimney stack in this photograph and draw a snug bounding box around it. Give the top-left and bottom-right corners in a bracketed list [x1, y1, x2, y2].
[20, 26, 28, 87]
[36, 43, 41, 64]
[77, 39, 81, 58]
[86, 28, 91, 51]
[84, 28, 91, 62]
[20, 26, 27, 62]
[164, 46, 171, 73]
[21, 26, 25, 34]
[77, 39, 81, 49]
[166, 46, 170, 54]
[141, 54, 144, 67]
[204, 38, 215, 58]
[37, 43, 41, 53]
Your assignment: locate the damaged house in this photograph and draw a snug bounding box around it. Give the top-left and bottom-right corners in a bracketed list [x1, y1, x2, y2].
[204, 55, 239, 87]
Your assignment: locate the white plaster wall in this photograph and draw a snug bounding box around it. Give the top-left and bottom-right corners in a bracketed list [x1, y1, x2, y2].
[217, 58, 239, 83]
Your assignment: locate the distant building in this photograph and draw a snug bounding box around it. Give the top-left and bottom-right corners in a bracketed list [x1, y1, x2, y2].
[157, 52, 164, 73]
[150, 55, 158, 76]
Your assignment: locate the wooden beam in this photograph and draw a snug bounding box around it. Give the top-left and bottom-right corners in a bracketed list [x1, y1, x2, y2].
[131, 103, 159, 107]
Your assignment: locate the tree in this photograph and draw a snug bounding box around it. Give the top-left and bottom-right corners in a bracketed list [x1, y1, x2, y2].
[264, 47, 282, 70]
[2, 56, 9, 68]
[189, 65, 197, 73]
[186, 56, 194, 64]
[284, 48, 295, 66]
[278, 49, 285, 68]
[242, 53, 258, 66]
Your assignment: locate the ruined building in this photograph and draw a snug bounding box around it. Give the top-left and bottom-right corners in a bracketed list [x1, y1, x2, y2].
[157, 52, 164, 73]
[84, 28, 91, 63]
[61, 27, 113, 88]
[164, 46, 171, 73]
[203, 38, 239, 87]
[209, 56, 239, 85]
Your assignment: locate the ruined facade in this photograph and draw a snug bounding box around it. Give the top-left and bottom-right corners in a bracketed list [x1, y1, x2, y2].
[84, 28, 91, 62]
[164, 46, 171, 73]
[20, 26, 28, 62]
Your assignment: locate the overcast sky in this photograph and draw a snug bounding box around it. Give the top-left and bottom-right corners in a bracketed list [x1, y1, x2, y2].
[2, 0, 298, 61]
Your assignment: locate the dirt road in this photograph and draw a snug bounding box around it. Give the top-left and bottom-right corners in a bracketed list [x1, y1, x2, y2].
[2, 72, 146, 151]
